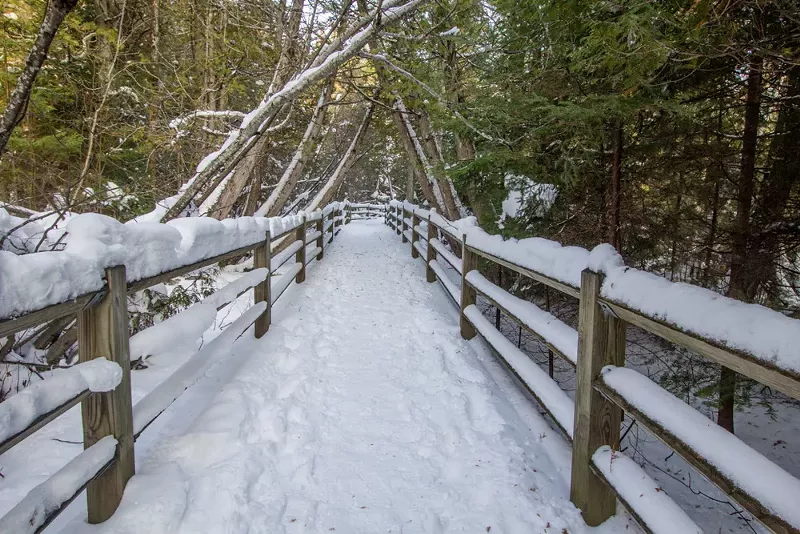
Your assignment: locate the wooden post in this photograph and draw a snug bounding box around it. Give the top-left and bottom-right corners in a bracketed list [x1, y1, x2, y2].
[316, 217, 324, 259]
[426, 211, 437, 283]
[78, 265, 134, 524]
[295, 216, 307, 283]
[570, 269, 623, 525]
[254, 231, 272, 338]
[411, 212, 420, 258]
[401, 208, 408, 243]
[345, 205, 351, 224]
[395, 206, 401, 235]
[459, 235, 477, 339]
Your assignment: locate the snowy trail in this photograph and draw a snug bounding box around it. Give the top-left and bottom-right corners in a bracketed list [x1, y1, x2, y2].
[67, 220, 633, 534]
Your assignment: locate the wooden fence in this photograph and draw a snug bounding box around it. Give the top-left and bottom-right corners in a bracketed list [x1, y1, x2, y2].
[386, 201, 800, 534]
[0, 203, 346, 533]
[344, 203, 386, 223]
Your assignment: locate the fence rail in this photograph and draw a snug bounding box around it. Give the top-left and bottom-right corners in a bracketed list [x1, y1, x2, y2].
[0, 203, 347, 533]
[386, 200, 800, 534]
[344, 203, 386, 223]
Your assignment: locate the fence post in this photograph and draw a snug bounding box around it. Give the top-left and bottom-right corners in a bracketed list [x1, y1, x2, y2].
[570, 268, 623, 525]
[295, 216, 307, 283]
[78, 265, 134, 524]
[316, 216, 324, 260]
[395, 206, 401, 235]
[345, 204, 352, 225]
[411, 212, 420, 258]
[426, 211, 437, 283]
[254, 231, 272, 338]
[459, 235, 477, 339]
[401, 208, 408, 243]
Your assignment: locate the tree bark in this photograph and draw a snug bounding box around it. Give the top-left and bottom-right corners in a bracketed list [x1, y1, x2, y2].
[255, 78, 333, 217]
[417, 111, 459, 219]
[158, 0, 426, 222]
[391, 107, 441, 210]
[306, 102, 374, 211]
[395, 97, 448, 213]
[0, 0, 79, 157]
[608, 118, 623, 250]
[207, 136, 269, 218]
[205, 0, 305, 219]
[719, 55, 763, 433]
[405, 164, 414, 201]
[751, 65, 800, 305]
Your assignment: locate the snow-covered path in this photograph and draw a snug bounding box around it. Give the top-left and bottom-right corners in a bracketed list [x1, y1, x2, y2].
[69, 220, 633, 534]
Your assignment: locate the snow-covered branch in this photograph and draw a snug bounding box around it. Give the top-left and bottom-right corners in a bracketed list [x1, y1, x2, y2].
[395, 97, 446, 211]
[361, 52, 507, 145]
[255, 79, 334, 217]
[169, 110, 248, 137]
[158, 0, 429, 223]
[306, 102, 375, 212]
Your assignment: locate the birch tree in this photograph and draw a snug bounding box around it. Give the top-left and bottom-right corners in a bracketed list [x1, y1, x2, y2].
[206, 0, 307, 219]
[0, 0, 78, 157]
[255, 77, 334, 217]
[305, 101, 375, 212]
[158, 0, 428, 222]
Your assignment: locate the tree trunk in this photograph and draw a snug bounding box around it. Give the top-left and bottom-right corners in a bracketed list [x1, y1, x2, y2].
[206, 136, 268, 218]
[243, 172, 262, 216]
[205, 0, 305, 219]
[668, 174, 682, 280]
[0, 0, 78, 157]
[306, 102, 374, 211]
[391, 107, 441, 211]
[719, 55, 763, 433]
[255, 78, 333, 217]
[159, 0, 425, 221]
[608, 119, 623, 250]
[417, 111, 459, 219]
[405, 164, 414, 201]
[395, 97, 448, 213]
[751, 65, 800, 305]
[702, 163, 721, 288]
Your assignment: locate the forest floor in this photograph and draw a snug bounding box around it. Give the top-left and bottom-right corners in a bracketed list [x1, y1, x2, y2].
[1, 220, 795, 533]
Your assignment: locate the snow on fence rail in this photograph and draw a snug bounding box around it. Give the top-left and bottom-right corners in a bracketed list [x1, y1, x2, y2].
[0, 203, 346, 533]
[386, 201, 800, 534]
[343, 203, 387, 223]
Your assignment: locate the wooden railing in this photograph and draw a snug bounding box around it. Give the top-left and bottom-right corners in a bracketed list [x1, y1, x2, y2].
[344, 202, 386, 223]
[0, 203, 346, 533]
[386, 201, 800, 534]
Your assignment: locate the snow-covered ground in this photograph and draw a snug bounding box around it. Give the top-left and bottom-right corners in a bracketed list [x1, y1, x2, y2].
[6, 219, 642, 534]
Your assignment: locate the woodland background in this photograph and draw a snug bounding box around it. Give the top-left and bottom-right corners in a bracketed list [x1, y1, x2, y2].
[1, 0, 799, 441]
